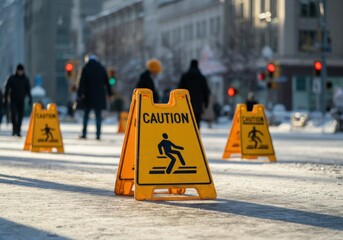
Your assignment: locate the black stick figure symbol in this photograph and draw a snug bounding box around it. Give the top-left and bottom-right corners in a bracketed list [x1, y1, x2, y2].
[41, 124, 54, 142]
[157, 133, 185, 174]
[248, 126, 263, 149]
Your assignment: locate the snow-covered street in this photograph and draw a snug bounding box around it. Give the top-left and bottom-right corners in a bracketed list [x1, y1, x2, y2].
[0, 119, 342, 239]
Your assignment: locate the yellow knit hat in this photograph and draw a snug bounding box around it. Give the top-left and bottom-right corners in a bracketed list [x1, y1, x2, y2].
[146, 59, 162, 74]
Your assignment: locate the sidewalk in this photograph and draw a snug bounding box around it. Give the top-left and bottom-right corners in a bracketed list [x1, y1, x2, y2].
[0, 122, 342, 240]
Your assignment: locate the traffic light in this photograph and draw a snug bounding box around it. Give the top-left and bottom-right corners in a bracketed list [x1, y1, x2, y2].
[227, 87, 237, 97]
[65, 63, 74, 77]
[267, 63, 276, 78]
[267, 82, 277, 89]
[108, 68, 117, 86]
[313, 60, 322, 76]
[258, 72, 266, 81]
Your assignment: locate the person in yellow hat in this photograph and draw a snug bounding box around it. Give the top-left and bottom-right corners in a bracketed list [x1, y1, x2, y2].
[136, 58, 162, 103]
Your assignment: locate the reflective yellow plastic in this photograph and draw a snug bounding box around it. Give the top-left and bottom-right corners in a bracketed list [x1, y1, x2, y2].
[114, 92, 137, 196]
[223, 104, 276, 162]
[222, 106, 241, 159]
[114, 89, 217, 200]
[24, 103, 64, 153]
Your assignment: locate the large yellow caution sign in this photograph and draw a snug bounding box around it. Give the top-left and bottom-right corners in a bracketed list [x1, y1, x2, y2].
[222, 104, 276, 162]
[115, 89, 216, 200]
[24, 103, 64, 153]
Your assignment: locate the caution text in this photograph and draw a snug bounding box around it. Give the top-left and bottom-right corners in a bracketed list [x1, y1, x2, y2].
[142, 112, 189, 124]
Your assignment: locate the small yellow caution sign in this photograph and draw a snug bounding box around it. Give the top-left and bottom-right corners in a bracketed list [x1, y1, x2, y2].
[24, 103, 64, 153]
[117, 111, 128, 133]
[115, 89, 216, 200]
[222, 104, 276, 162]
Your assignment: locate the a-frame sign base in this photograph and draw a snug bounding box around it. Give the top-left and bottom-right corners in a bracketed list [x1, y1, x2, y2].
[115, 89, 216, 201]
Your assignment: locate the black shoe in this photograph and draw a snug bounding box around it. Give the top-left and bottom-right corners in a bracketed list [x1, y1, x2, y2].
[79, 135, 86, 139]
[96, 136, 100, 140]
[17, 133, 22, 137]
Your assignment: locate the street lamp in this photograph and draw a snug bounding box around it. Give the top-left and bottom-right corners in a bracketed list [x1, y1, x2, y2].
[258, 11, 272, 23]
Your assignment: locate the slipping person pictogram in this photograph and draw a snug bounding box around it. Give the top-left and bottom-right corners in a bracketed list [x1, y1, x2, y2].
[41, 124, 54, 142]
[248, 126, 263, 149]
[158, 133, 185, 174]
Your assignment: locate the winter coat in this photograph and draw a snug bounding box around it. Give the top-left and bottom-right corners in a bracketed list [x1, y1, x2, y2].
[245, 99, 258, 111]
[178, 66, 209, 114]
[4, 74, 32, 104]
[78, 60, 112, 110]
[136, 70, 159, 103]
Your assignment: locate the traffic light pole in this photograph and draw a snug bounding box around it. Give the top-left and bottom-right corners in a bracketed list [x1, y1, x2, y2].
[320, 0, 328, 114]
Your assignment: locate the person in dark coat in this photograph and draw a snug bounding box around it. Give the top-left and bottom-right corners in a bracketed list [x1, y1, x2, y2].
[245, 92, 258, 111]
[136, 59, 162, 103]
[4, 64, 32, 136]
[178, 59, 210, 129]
[77, 55, 112, 140]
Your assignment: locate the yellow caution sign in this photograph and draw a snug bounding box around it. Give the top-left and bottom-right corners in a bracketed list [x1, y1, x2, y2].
[115, 91, 185, 196]
[115, 89, 216, 200]
[223, 104, 276, 162]
[24, 103, 64, 153]
[117, 111, 128, 133]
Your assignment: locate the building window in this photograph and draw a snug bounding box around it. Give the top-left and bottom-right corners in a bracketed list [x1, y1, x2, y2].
[260, 0, 265, 13]
[210, 18, 216, 35]
[299, 30, 317, 52]
[238, 2, 244, 19]
[196, 20, 209, 38]
[300, 0, 318, 18]
[184, 24, 193, 40]
[202, 20, 207, 37]
[189, 24, 193, 40]
[172, 28, 177, 44]
[161, 31, 170, 47]
[210, 17, 221, 35]
[271, 28, 278, 52]
[196, 22, 202, 38]
[271, 0, 278, 18]
[296, 76, 307, 91]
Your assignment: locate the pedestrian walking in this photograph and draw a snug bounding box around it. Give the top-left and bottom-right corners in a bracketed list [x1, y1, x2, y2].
[178, 59, 210, 129]
[77, 55, 112, 140]
[136, 58, 162, 103]
[245, 92, 258, 111]
[4, 64, 32, 137]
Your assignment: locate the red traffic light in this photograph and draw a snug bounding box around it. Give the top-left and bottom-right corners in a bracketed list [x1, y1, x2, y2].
[314, 61, 322, 71]
[313, 61, 322, 76]
[258, 72, 266, 81]
[227, 87, 237, 97]
[267, 63, 276, 73]
[65, 63, 74, 73]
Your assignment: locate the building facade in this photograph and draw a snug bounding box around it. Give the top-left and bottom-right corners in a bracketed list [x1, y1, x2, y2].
[23, 0, 104, 105]
[87, 0, 145, 108]
[155, 0, 225, 104]
[225, 0, 343, 111]
[0, 0, 25, 86]
[86, 0, 343, 111]
[87, 0, 226, 107]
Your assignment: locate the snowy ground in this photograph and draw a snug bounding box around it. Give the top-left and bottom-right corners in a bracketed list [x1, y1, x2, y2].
[0, 117, 342, 240]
